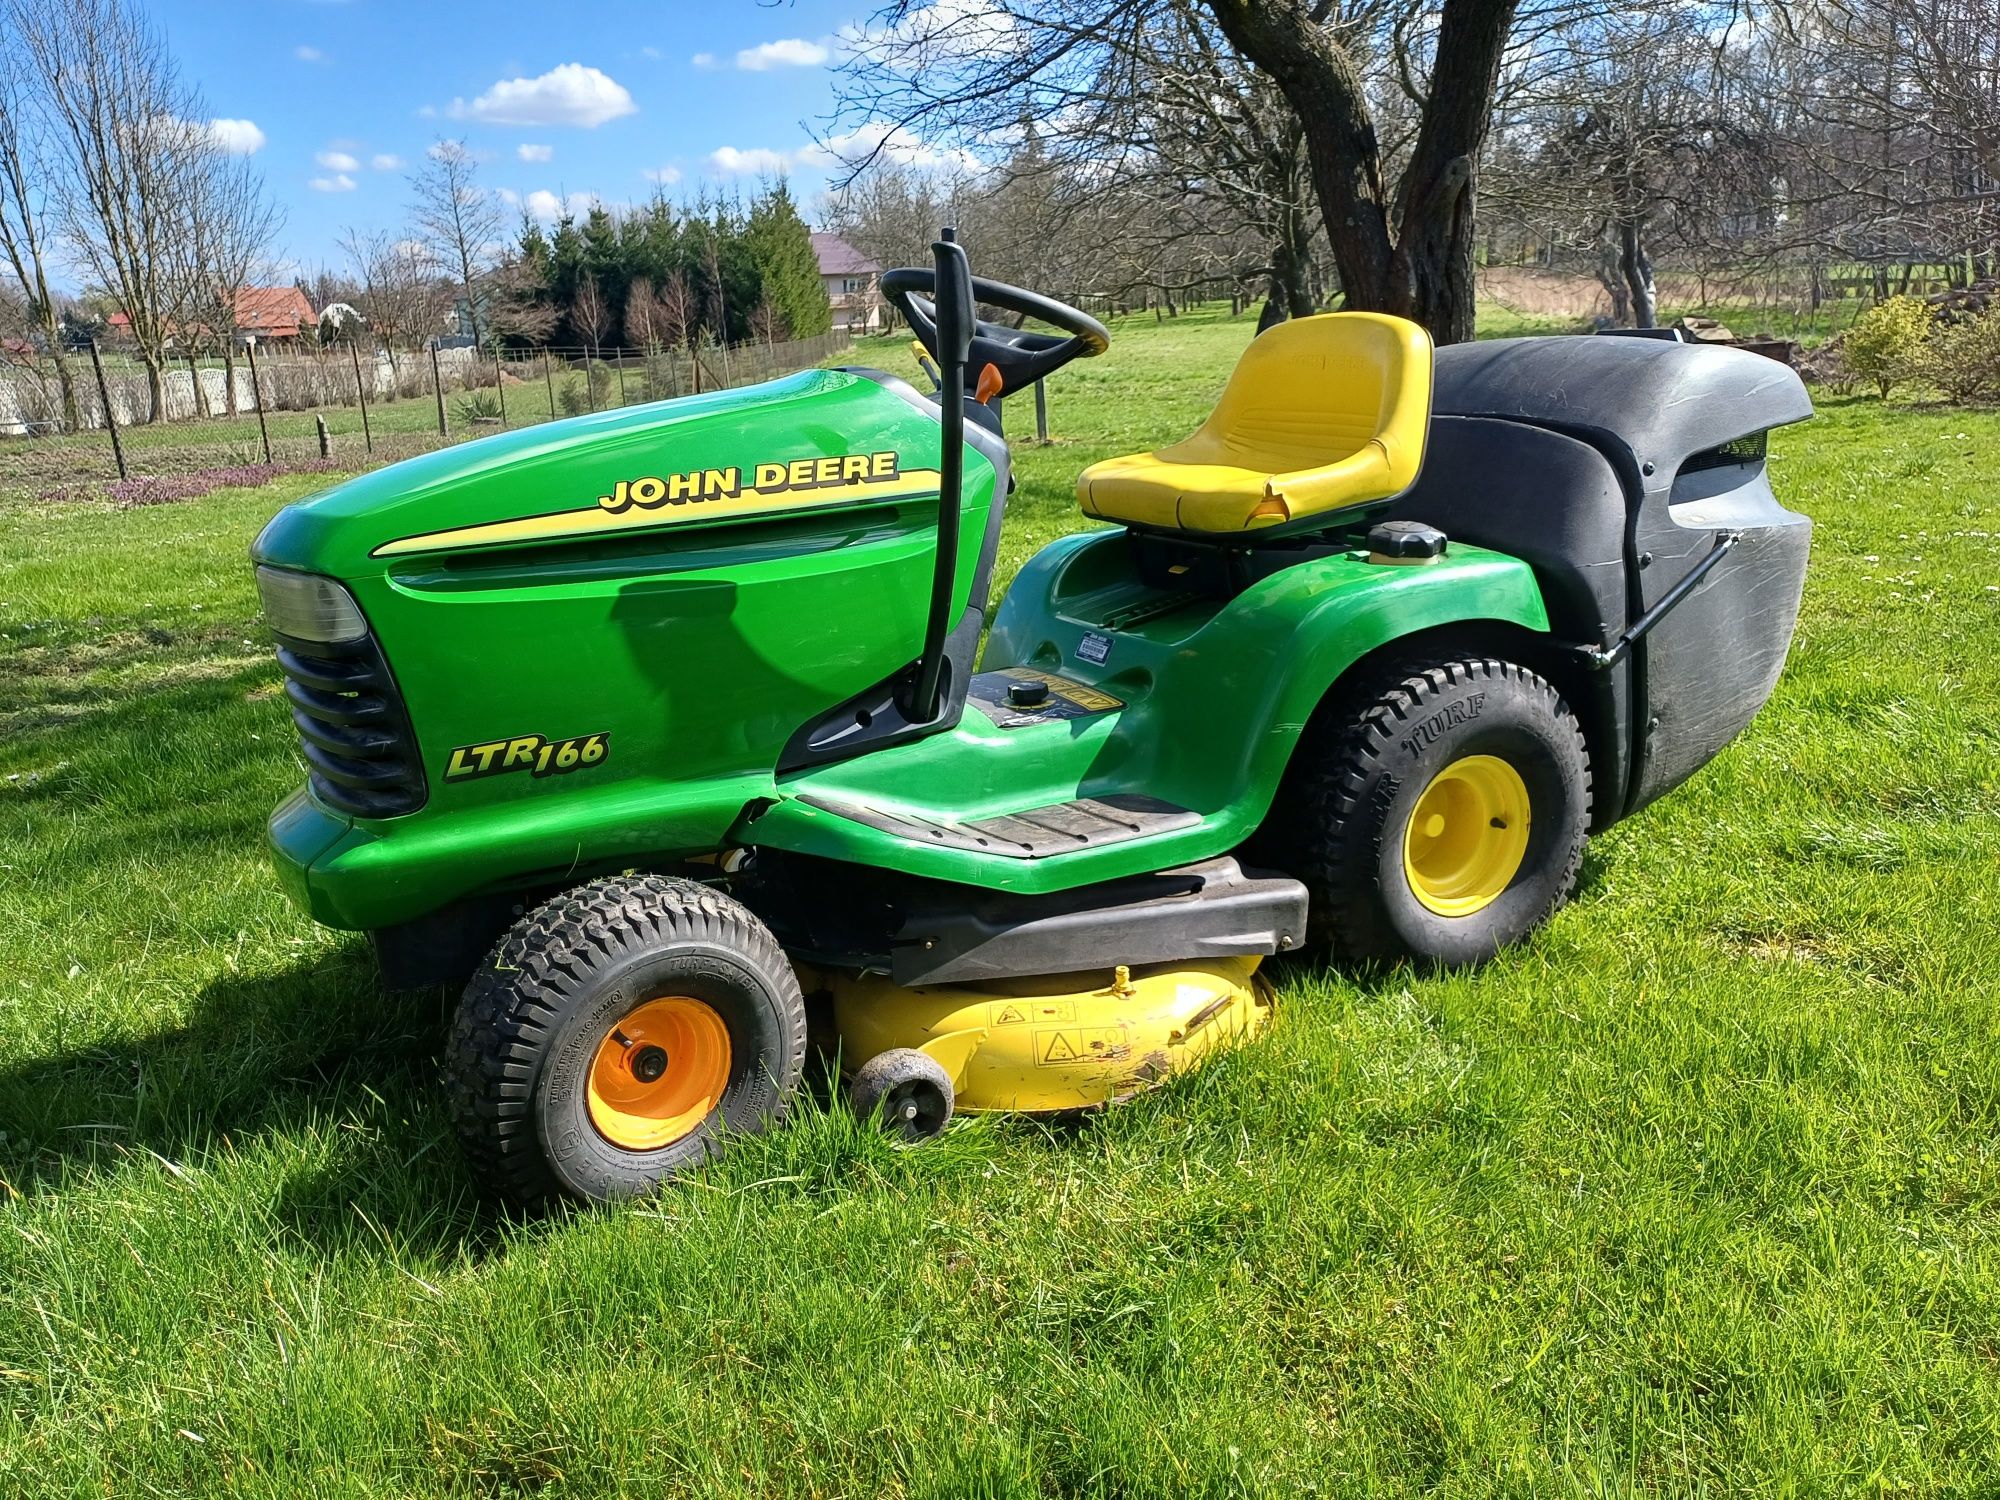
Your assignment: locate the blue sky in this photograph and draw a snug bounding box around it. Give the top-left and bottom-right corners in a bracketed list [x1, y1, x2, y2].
[152, 0, 912, 275]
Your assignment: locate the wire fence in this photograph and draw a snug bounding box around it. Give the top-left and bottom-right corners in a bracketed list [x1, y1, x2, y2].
[0, 328, 855, 504]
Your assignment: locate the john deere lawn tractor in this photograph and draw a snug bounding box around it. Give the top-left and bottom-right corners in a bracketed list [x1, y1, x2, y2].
[252, 232, 1813, 1203]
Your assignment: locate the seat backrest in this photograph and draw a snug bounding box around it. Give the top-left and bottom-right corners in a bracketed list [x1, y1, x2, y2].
[1180, 312, 1432, 476]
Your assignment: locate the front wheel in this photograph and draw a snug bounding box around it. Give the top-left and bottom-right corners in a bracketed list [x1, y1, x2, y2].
[444, 874, 807, 1204]
[1288, 657, 1591, 967]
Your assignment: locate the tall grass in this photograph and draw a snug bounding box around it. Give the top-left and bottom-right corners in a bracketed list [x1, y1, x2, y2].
[2, 309, 1997, 1494]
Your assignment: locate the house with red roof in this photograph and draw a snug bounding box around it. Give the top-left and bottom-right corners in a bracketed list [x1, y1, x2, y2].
[233, 286, 315, 344]
[104, 286, 316, 349]
[812, 233, 884, 334]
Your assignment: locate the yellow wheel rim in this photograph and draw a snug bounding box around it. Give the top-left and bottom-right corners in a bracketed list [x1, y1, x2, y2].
[1402, 755, 1532, 917]
[585, 996, 731, 1152]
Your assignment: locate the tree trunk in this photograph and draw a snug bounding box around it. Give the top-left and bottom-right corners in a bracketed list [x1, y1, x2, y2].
[1275, 208, 1318, 318]
[222, 351, 239, 414]
[50, 354, 80, 433]
[1620, 219, 1656, 329]
[1596, 233, 1631, 325]
[1203, 0, 1517, 345]
[141, 355, 165, 424]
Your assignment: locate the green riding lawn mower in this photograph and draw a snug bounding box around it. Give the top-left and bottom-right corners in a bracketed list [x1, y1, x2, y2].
[252, 232, 1813, 1203]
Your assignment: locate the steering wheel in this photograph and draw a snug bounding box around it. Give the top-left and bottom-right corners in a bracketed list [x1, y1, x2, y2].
[880, 268, 1110, 399]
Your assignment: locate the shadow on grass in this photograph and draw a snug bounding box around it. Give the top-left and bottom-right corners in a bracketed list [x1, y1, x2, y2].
[0, 946, 508, 1256]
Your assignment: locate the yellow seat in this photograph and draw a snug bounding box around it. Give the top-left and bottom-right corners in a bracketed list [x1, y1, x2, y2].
[1077, 312, 1433, 535]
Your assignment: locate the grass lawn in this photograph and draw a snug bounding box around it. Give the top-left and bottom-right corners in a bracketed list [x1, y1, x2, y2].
[3, 304, 1999, 1496]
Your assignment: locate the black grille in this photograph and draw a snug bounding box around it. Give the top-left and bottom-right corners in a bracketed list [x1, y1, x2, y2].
[1679, 430, 1767, 476]
[274, 631, 428, 817]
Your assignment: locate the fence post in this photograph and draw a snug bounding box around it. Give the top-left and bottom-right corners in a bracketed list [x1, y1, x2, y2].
[1034, 378, 1049, 444]
[349, 340, 373, 454]
[185, 355, 204, 420]
[545, 348, 557, 417]
[87, 339, 128, 480]
[491, 342, 508, 428]
[316, 415, 330, 459]
[584, 349, 597, 412]
[244, 337, 273, 465]
[430, 343, 448, 437]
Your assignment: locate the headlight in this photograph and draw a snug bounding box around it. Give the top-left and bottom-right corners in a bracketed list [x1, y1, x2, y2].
[255, 566, 368, 644]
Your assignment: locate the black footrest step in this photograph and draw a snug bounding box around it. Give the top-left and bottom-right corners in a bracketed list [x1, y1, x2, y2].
[799, 792, 1199, 859]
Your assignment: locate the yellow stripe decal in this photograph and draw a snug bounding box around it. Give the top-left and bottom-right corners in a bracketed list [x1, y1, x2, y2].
[371, 470, 945, 558]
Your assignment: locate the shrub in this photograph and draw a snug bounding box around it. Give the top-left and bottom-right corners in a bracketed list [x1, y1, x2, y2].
[1922, 310, 2000, 404]
[1844, 295, 1933, 398]
[556, 374, 591, 416]
[454, 388, 503, 424]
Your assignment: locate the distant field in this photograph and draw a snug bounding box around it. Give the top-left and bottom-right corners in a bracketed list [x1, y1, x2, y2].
[0, 299, 1568, 507]
[4, 304, 1999, 1494]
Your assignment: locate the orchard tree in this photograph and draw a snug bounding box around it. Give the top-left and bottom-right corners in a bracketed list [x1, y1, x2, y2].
[838, 0, 1525, 342]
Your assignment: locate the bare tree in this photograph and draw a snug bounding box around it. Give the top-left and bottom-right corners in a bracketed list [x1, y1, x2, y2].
[12, 0, 217, 420]
[840, 0, 1524, 341]
[341, 229, 451, 375]
[571, 276, 611, 357]
[656, 269, 698, 351]
[750, 292, 785, 348]
[486, 251, 559, 345]
[621, 278, 667, 350]
[0, 35, 80, 430]
[170, 149, 281, 413]
[1485, 8, 1746, 327]
[409, 140, 501, 347]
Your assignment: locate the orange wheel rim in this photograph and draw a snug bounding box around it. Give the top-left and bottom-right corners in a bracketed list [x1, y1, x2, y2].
[586, 996, 731, 1152]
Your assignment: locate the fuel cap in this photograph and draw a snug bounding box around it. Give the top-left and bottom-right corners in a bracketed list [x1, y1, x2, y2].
[1006, 678, 1052, 709]
[1366, 519, 1448, 564]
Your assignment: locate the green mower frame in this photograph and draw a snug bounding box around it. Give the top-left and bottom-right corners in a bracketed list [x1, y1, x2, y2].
[253, 231, 1813, 1202]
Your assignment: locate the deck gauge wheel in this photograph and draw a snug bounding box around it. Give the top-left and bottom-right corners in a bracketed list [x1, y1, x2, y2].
[850, 1048, 955, 1142]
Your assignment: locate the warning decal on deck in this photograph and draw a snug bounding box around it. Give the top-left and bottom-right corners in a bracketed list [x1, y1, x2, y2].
[990, 998, 1075, 1027]
[1035, 1025, 1129, 1066]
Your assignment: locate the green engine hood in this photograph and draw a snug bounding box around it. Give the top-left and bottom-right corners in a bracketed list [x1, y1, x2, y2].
[253, 368, 951, 579]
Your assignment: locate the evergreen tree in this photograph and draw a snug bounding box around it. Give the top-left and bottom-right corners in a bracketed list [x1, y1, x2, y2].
[492, 186, 829, 352]
[744, 180, 831, 339]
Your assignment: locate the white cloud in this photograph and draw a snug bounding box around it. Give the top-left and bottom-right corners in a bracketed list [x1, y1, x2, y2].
[736, 38, 829, 70]
[517, 142, 554, 163]
[370, 153, 403, 170]
[691, 53, 718, 69]
[801, 123, 980, 172]
[640, 45, 663, 61]
[315, 149, 360, 171]
[447, 64, 636, 128]
[294, 45, 326, 63]
[641, 164, 681, 185]
[208, 118, 266, 155]
[522, 188, 600, 221]
[309, 172, 357, 192]
[839, 0, 1016, 68]
[708, 146, 790, 176]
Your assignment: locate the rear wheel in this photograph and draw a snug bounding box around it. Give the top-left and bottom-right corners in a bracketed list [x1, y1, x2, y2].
[1288, 657, 1590, 966]
[445, 873, 807, 1204]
